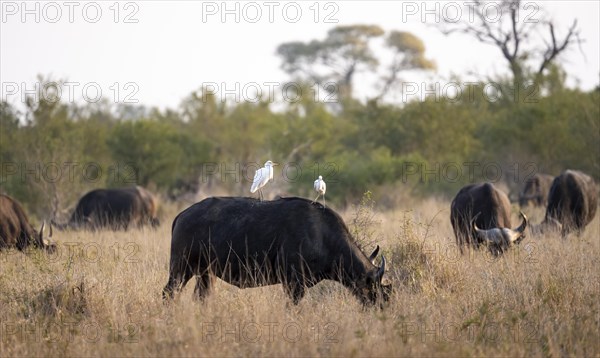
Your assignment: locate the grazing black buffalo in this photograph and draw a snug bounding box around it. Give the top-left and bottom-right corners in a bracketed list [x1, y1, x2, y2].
[54, 186, 160, 230]
[0, 194, 56, 252]
[519, 173, 554, 208]
[545, 170, 598, 236]
[451, 183, 527, 255]
[163, 197, 391, 306]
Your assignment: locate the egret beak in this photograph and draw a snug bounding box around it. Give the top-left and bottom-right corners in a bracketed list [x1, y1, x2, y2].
[272, 162, 280, 166]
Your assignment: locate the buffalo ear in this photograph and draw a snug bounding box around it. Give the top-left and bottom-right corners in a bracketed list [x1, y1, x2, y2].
[381, 279, 393, 301]
[369, 245, 380, 264]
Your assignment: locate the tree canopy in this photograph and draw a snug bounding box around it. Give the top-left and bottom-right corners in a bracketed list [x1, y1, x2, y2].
[277, 25, 435, 102]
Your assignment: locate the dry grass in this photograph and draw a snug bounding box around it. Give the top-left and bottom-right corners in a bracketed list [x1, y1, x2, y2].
[1, 197, 599, 357]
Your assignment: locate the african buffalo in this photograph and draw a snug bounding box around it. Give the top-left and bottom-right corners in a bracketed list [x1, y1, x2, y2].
[545, 170, 598, 236]
[0, 194, 56, 252]
[519, 173, 554, 207]
[530, 215, 562, 236]
[451, 183, 527, 256]
[163, 196, 391, 306]
[54, 186, 160, 230]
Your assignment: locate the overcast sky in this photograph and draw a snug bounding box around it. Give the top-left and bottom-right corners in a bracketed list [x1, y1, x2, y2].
[1, 1, 598, 111]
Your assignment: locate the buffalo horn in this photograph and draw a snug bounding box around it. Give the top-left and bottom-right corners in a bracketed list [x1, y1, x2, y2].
[471, 212, 482, 235]
[369, 245, 380, 264]
[377, 255, 386, 280]
[38, 221, 49, 247]
[38, 221, 45, 239]
[515, 211, 528, 234]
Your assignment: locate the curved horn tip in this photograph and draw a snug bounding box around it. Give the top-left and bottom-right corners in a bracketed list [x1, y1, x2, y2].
[471, 212, 482, 226]
[369, 245, 380, 264]
[516, 211, 528, 233]
[39, 221, 46, 237]
[519, 211, 528, 221]
[472, 214, 482, 233]
[377, 255, 386, 279]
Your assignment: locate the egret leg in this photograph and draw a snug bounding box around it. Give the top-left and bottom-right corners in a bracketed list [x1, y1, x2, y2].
[312, 194, 320, 204]
[258, 189, 264, 201]
[323, 194, 326, 207]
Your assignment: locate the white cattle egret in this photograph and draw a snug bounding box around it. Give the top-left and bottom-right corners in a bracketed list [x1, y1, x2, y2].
[313, 175, 326, 205]
[250, 160, 278, 201]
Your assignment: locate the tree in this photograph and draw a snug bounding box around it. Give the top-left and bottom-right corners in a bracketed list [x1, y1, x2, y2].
[377, 31, 436, 99]
[108, 120, 186, 189]
[0, 101, 21, 196]
[438, 0, 581, 101]
[277, 25, 435, 104]
[277, 25, 385, 101]
[13, 77, 101, 218]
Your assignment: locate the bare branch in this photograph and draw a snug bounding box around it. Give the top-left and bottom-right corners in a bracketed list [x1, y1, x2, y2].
[510, 3, 520, 59]
[436, 0, 582, 85]
[537, 19, 580, 76]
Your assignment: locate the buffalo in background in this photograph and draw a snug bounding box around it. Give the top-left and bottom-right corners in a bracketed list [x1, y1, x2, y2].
[544, 170, 598, 236]
[519, 173, 554, 208]
[53, 186, 160, 230]
[451, 183, 527, 256]
[0, 194, 56, 252]
[163, 196, 391, 306]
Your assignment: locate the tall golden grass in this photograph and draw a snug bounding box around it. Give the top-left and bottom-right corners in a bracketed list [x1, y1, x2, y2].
[1, 197, 598, 357]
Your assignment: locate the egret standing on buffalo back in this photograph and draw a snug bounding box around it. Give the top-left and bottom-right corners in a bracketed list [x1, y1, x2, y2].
[313, 175, 326, 206]
[250, 160, 278, 201]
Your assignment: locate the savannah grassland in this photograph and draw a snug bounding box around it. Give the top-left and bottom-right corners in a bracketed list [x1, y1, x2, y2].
[0, 196, 598, 357]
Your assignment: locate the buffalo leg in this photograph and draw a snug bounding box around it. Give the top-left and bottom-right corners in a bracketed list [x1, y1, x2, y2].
[193, 273, 214, 301]
[162, 266, 194, 301]
[284, 280, 306, 305]
[456, 233, 465, 255]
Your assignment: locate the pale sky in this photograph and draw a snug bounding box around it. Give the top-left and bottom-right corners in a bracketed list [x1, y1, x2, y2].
[1, 1, 598, 111]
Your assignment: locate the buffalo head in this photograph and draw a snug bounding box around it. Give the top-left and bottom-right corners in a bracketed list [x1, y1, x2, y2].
[472, 211, 528, 255]
[38, 221, 57, 253]
[354, 246, 392, 307]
